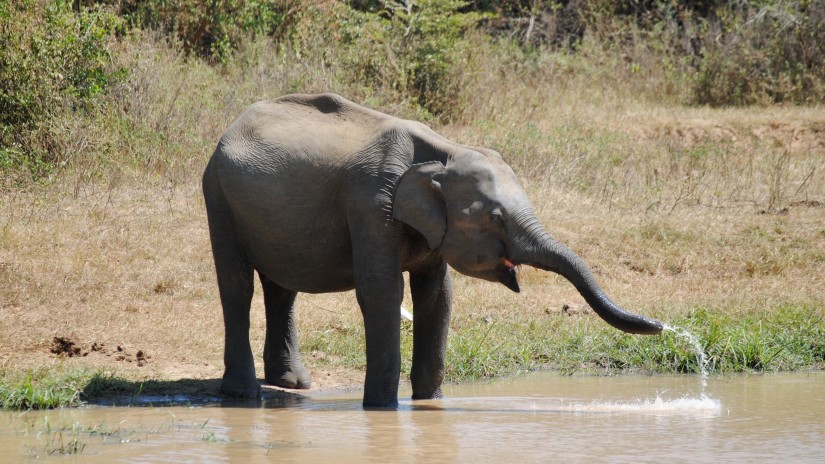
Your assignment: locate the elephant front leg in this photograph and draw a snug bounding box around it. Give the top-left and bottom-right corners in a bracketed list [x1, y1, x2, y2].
[354, 261, 404, 408]
[410, 260, 453, 400]
[260, 275, 311, 390]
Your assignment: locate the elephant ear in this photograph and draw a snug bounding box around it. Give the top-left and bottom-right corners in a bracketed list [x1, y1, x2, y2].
[392, 161, 447, 251]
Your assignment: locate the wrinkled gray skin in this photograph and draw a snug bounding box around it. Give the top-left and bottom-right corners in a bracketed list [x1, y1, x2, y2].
[203, 93, 663, 408]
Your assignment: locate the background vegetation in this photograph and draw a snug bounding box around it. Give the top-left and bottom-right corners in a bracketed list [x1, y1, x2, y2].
[1, 0, 823, 408]
[3, 0, 825, 181]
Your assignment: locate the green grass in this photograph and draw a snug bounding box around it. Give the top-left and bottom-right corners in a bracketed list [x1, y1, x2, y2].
[12, 410, 179, 457]
[302, 304, 825, 384]
[39, 418, 88, 456]
[0, 367, 141, 410]
[0, 367, 89, 410]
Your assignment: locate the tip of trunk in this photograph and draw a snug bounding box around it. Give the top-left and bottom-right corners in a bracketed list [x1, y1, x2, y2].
[583, 290, 663, 335]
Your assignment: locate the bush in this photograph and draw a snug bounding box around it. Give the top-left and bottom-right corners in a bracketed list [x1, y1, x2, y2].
[555, 0, 825, 106]
[694, 1, 825, 105]
[94, 0, 302, 63]
[0, 0, 124, 178]
[337, 0, 489, 118]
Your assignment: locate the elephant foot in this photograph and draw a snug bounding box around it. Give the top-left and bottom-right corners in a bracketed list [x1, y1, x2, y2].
[220, 375, 261, 398]
[412, 387, 443, 400]
[265, 365, 311, 390]
[362, 393, 400, 409]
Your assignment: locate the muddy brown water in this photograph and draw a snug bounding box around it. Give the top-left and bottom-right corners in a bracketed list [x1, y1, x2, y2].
[2, 372, 824, 462]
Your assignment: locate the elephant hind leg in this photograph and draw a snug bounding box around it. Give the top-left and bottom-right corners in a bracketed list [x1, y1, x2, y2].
[260, 275, 311, 390]
[204, 181, 260, 398]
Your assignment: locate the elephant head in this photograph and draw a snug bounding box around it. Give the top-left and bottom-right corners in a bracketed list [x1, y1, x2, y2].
[392, 151, 663, 335]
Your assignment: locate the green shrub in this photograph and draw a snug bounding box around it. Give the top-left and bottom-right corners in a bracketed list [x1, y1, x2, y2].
[0, 0, 124, 178]
[107, 0, 301, 63]
[565, 0, 825, 106]
[694, 1, 825, 105]
[335, 0, 489, 118]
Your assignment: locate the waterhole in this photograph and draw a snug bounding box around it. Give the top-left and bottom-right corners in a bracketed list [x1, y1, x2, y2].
[2, 372, 823, 461]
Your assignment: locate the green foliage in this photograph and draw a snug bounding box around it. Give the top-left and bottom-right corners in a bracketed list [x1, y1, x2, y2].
[386, 0, 490, 116]
[110, 0, 300, 63]
[335, 0, 489, 118]
[0, 0, 124, 177]
[558, 0, 825, 106]
[694, 1, 825, 105]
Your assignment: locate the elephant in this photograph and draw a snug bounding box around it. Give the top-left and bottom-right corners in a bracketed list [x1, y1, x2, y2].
[202, 93, 663, 408]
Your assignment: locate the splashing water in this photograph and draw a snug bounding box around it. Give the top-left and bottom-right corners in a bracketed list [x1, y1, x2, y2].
[572, 395, 721, 416]
[569, 324, 721, 415]
[664, 324, 710, 398]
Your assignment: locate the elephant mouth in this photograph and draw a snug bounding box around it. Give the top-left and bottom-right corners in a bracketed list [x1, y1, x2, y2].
[497, 258, 520, 293]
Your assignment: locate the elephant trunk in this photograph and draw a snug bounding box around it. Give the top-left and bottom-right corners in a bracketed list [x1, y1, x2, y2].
[511, 216, 663, 335]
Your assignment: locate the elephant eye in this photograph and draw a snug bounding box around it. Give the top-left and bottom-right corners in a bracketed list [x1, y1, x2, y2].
[490, 208, 504, 225]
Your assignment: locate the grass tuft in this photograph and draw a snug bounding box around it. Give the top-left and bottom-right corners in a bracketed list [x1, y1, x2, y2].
[0, 368, 143, 410]
[0, 367, 87, 410]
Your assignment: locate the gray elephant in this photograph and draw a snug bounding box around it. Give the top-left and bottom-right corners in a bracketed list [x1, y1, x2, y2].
[202, 93, 663, 408]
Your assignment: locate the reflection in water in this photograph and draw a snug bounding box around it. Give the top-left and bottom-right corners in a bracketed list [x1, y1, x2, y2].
[2, 372, 824, 462]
